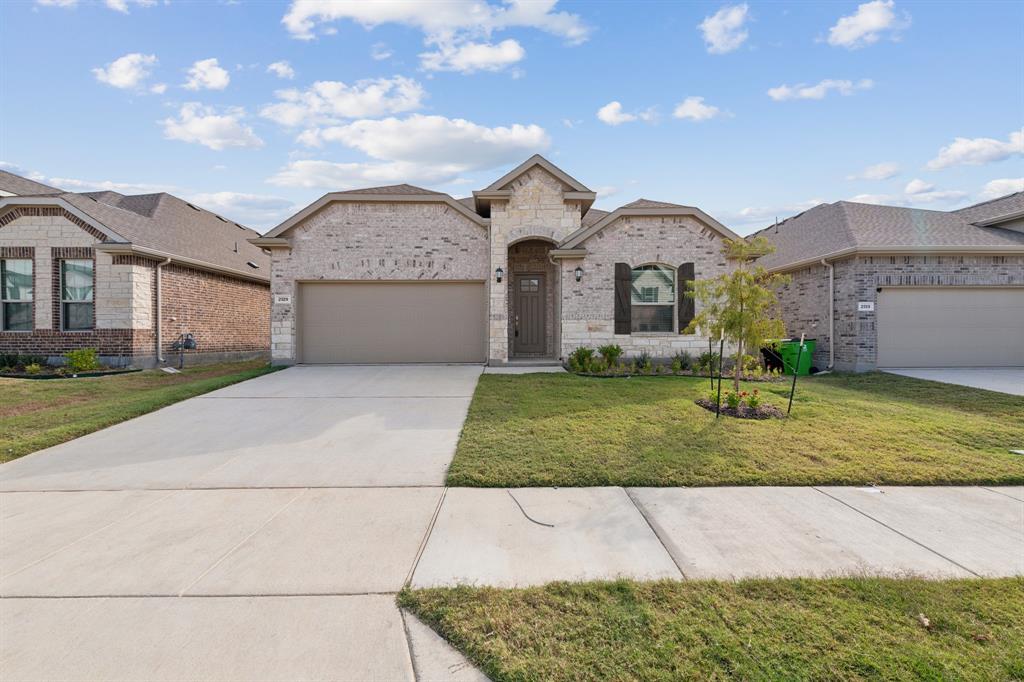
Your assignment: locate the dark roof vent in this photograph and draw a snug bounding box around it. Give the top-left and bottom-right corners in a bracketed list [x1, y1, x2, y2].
[215, 215, 227, 222]
[185, 203, 200, 211]
[246, 261, 260, 269]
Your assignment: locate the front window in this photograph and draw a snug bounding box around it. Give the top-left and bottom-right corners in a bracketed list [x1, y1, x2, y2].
[1, 259, 33, 331]
[631, 264, 674, 333]
[61, 259, 94, 331]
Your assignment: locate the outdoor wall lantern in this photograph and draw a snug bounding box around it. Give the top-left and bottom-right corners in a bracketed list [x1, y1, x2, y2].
[495, 267, 504, 283]
[574, 266, 584, 282]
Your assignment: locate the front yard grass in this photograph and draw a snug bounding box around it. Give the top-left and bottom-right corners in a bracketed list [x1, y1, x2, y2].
[400, 577, 1024, 681]
[0, 360, 278, 462]
[447, 372, 1024, 487]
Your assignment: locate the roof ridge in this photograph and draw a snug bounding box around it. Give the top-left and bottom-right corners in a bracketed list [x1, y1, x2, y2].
[953, 190, 1024, 213]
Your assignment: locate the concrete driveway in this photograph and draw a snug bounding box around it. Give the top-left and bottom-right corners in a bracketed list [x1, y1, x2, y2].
[0, 364, 482, 490]
[0, 364, 488, 681]
[884, 367, 1024, 396]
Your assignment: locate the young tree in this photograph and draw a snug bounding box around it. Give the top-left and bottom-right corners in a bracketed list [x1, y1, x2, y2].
[686, 236, 790, 391]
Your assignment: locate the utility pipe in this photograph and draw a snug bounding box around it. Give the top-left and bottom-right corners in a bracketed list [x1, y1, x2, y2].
[820, 258, 834, 370]
[155, 257, 171, 364]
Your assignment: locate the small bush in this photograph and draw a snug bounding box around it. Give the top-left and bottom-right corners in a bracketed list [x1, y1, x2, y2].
[636, 351, 652, 371]
[673, 351, 692, 370]
[671, 357, 682, 374]
[63, 348, 101, 372]
[697, 351, 720, 374]
[747, 389, 762, 409]
[597, 344, 623, 367]
[24, 363, 43, 375]
[568, 347, 595, 373]
[725, 390, 743, 409]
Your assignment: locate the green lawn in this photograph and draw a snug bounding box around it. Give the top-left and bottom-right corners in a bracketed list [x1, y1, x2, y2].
[401, 578, 1024, 681]
[447, 372, 1024, 487]
[0, 360, 278, 462]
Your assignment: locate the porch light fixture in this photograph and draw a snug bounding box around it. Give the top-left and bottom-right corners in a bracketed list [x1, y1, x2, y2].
[495, 267, 504, 283]
[574, 266, 584, 282]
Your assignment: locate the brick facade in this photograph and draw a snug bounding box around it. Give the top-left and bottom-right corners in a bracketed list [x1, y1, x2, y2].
[268, 200, 489, 363]
[776, 254, 1024, 371]
[560, 214, 731, 359]
[0, 209, 270, 366]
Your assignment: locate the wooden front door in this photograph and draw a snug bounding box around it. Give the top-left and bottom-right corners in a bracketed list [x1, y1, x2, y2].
[513, 274, 546, 356]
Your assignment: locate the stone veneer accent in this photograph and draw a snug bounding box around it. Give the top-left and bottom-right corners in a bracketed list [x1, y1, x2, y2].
[0, 211, 270, 366]
[560, 214, 731, 359]
[269, 200, 488, 363]
[776, 254, 1024, 371]
[487, 167, 582, 362]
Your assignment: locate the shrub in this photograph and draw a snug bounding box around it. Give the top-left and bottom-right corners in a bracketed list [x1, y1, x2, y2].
[725, 390, 743, 409]
[673, 351, 692, 370]
[747, 389, 762, 409]
[590, 358, 607, 373]
[671, 357, 682, 374]
[697, 351, 720, 374]
[741, 353, 761, 374]
[597, 344, 623, 367]
[24, 363, 43, 375]
[636, 351, 652, 371]
[706, 390, 720, 406]
[63, 348, 101, 372]
[568, 347, 595, 373]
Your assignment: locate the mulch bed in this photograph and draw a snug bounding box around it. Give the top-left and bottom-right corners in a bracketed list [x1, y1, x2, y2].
[695, 398, 786, 419]
[0, 368, 140, 380]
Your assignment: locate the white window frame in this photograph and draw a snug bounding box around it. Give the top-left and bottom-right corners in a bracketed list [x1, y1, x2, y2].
[60, 259, 95, 332]
[630, 263, 677, 334]
[1, 258, 33, 332]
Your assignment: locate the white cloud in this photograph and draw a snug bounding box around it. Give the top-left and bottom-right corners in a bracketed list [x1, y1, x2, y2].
[980, 178, 1024, 199]
[161, 103, 263, 150]
[371, 42, 393, 60]
[35, 0, 79, 6]
[281, 0, 587, 74]
[767, 78, 873, 101]
[850, 180, 967, 206]
[698, 4, 749, 54]
[150, 83, 167, 94]
[903, 178, 933, 195]
[847, 161, 900, 180]
[420, 39, 525, 73]
[260, 76, 425, 128]
[270, 113, 549, 189]
[184, 58, 231, 91]
[596, 101, 655, 126]
[104, 0, 156, 12]
[92, 53, 157, 90]
[672, 96, 722, 121]
[828, 0, 909, 49]
[188, 191, 297, 230]
[925, 130, 1024, 170]
[266, 61, 295, 79]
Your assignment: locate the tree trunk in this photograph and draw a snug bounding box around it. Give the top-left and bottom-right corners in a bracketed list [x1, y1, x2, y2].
[734, 339, 743, 392]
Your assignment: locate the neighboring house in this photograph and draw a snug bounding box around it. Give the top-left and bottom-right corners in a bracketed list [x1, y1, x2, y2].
[0, 170, 270, 367]
[758, 193, 1024, 371]
[251, 155, 737, 365]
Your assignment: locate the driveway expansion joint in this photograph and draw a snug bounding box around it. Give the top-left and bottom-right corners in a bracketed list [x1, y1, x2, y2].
[623, 487, 688, 580]
[979, 486, 1024, 502]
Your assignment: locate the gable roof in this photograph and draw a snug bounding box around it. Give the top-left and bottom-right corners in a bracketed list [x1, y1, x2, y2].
[560, 199, 740, 249]
[0, 170, 63, 196]
[953, 191, 1024, 226]
[480, 154, 592, 193]
[260, 186, 487, 240]
[0, 172, 269, 281]
[756, 196, 1024, 271]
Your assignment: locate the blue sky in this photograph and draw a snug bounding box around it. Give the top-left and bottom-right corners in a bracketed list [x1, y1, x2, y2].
[1, 0, 1021, 233]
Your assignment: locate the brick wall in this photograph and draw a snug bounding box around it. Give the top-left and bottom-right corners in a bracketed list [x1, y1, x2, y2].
[268, 200, 489, 363]
[775, 253, 1024, 371]
[559, 214, 731, 359]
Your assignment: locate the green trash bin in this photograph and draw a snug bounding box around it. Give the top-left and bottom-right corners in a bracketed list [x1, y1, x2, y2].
[778, 338, 816, 375]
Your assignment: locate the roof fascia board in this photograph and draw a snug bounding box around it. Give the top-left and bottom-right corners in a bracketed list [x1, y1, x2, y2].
[549, 248, 587, 259]
[560, 207, 741, 249]
[95, 243, 270, 283]
[766, 245, 1024, 273]
[0, 196, 127, 242]
[249, 237, 291, 249]
[265, 193, 488, 238]
[481, 155, 591, 193]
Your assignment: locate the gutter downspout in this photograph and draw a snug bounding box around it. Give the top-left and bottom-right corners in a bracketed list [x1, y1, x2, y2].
[821, 258, 834, 370]
[155, 257, 171, 364]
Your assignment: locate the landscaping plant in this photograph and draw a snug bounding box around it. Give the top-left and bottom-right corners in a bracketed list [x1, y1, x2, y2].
[686, 236, 790, 392]
[63, 348, 101, 373]
[597, 344, 623, 367]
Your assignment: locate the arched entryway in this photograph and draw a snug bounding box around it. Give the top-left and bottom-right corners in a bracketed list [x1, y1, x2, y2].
[507, 239, 557, 359]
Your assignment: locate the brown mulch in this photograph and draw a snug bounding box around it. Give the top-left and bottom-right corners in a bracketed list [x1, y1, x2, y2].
[695, 398, 786, 419]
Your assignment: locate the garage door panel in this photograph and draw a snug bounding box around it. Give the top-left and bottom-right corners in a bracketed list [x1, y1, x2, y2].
[877, 288, 1024, 367]
[299, 282, 486, 364]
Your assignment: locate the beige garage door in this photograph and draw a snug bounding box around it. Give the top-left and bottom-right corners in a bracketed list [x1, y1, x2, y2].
[877, 287, 1024, 367]
[298, 281, 486, 363]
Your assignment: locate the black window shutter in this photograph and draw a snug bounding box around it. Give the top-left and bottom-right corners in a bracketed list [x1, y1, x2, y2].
[678, 262, 695, 333]
[614, 262, 631, 334]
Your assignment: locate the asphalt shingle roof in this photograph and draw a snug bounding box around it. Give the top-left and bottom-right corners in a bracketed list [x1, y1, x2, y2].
[620, 198, 694, 209]
[757, 197, 1024, 270]
[953, 191, 1024, 224]
[335, 184, 443, 195]
[0, 170, 63, 196]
